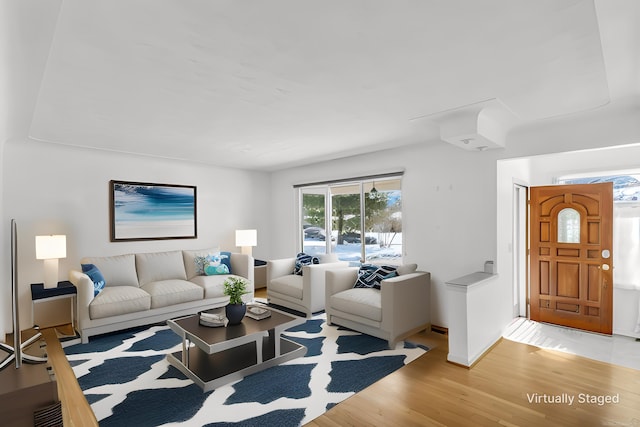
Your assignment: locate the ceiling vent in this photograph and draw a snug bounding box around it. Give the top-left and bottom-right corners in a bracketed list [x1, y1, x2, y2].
[418, 98, 520, 151]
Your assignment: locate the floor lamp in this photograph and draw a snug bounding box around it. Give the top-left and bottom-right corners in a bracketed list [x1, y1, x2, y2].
[1, 219, 47, 370]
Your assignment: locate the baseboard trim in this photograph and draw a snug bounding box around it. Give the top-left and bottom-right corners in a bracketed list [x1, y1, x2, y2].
[431, 325, 448, 335]
[447, 336, 504, 369]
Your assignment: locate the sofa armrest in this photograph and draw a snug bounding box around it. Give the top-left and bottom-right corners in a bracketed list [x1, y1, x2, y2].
[267, 258, 296, 282]
[380, 271, 431, 335]
[325, 267, 359, 297]
[69, 269, 95, 329]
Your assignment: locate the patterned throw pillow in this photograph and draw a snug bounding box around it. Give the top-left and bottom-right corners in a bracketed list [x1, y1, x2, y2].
[205, 263, 230, 275]
[81, 263, 106, 296]
[354, 264, 398, 289]
[194, 251, 233, 276]
[293, 252, 319, 275]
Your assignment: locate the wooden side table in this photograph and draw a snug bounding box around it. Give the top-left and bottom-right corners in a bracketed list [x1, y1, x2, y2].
[0, 351, 60, 426]
[30, 281, 81, 347]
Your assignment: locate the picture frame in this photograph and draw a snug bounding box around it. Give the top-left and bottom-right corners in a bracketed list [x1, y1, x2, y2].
[110, 180, 197, 241]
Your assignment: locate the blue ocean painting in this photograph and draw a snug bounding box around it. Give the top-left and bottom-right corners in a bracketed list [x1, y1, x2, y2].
[113, 183, 196, 239]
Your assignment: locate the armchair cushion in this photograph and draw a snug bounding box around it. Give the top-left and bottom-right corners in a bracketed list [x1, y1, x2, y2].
[330, 287, 382, 322]
[293, 252, 319, 275]
[354, 264, 398, 289]
[269, 275, 303, 299]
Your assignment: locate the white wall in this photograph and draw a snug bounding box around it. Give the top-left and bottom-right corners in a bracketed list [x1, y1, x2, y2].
[1, 0, 63, 338]
[269, 142, 499, 328]
[2, 139, 271, 328]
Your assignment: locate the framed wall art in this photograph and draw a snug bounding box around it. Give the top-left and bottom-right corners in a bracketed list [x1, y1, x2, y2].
[110, 180, 197, 241]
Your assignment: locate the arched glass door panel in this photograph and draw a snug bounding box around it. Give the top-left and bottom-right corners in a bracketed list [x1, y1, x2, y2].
[558, 208, 580, 243]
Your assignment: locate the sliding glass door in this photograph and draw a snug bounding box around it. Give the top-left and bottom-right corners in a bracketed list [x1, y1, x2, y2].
[299, 176, 402, 264]
[300, 187, 328, 256]
[331, 183, 362, 261]
[363, 179, 402, 262]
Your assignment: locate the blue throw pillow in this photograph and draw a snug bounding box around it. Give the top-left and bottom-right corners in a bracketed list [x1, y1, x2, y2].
[220, 251, 232, 274]
[293, 252, 319, 275]
[205, 263, 230, 275]
[81, 263, 106, 296]
[354, 264, 398, 289]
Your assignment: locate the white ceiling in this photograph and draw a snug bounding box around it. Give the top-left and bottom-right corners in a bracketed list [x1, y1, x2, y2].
[25, 0, 640, 171]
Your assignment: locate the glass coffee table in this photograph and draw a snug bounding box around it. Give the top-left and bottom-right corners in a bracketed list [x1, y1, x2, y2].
[166, 307, 306, 392]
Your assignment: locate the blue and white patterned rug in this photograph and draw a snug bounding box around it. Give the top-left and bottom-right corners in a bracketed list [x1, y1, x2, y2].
[65, 314, 428, 426]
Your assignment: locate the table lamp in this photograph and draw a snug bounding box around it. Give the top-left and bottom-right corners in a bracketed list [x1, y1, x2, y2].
[235, 229, 257, 257]
[36, 235, 67, 288]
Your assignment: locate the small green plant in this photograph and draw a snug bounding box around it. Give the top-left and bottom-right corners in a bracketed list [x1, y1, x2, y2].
[223, 277, 249, 305]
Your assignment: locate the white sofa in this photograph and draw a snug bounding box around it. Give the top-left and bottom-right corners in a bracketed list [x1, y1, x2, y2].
[69, 249, 253, 343]
[267, 254, 349, 317]
[325, 266, 431, 348]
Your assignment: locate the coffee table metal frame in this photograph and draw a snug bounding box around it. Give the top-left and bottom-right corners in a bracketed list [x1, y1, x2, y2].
[166, 307, 306, 392]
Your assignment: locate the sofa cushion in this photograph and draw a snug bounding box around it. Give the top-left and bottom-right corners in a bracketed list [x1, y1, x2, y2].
[89, 286, 151, 319]
[81, 263, 106, 296]
[269, 274, 303, 299]
[140, 279, 203, 309]
[293, 252, 319, 275]
[182, 247, 220, 279]
[136, 251, 187, 286]
[190, 274, 238, 299]
[354, 264, 398, 289]
[330, 288, 382, 322]
[81, 254, 139, 287]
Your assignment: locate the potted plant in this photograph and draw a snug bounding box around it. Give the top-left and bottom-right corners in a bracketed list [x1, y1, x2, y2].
[223, 277, 249, 325]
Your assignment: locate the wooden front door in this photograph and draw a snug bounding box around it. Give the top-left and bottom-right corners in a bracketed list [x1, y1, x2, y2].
[530, 183, 613, 334]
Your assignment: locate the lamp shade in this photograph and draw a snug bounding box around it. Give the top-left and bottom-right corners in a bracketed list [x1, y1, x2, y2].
[35, 235, 67, 260]
[235, 229, 257, 247]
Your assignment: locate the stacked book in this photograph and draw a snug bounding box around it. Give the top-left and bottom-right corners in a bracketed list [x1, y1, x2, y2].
[246, 305, 271, 320]
[199, 308, 228, 327]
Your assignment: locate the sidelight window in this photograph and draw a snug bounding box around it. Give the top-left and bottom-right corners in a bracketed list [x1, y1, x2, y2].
[557, 171, 640, 290]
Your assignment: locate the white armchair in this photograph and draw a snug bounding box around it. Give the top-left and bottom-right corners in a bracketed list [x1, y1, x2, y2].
[325, 266, 431, 348]
[267, 254, 349, 317]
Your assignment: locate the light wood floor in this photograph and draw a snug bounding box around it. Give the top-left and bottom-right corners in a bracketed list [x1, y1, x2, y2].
[41, 292, 640, 427]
